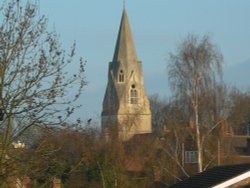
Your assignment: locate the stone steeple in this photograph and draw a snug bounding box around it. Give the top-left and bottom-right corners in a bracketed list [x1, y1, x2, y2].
[102, 7, 152, 141]
[113, 9, 138, 63]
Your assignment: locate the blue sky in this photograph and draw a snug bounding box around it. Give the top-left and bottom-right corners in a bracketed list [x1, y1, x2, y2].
[39, 1, 250, 123]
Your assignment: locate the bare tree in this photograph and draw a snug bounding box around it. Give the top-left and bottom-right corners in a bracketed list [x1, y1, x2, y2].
[168, 34, 223, 172]
[0, 0, 86, 182]
[227, 87, 250, 135]
[150, 94, 168, 136]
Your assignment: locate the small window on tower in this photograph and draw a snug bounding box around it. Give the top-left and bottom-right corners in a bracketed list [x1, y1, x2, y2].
[130, 84, 138, 104]
[118, 70, 124, 83]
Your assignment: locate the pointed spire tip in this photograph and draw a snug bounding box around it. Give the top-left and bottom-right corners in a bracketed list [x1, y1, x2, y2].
[123, 0, 126, 9]
[113, 4, 138, 62]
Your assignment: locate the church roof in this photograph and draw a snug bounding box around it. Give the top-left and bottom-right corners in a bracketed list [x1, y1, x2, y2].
[113, 8, 138, 63]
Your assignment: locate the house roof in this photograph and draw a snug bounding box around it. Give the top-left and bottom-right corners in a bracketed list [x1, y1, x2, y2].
[128, 133, 156, 142]
[125, 157, 145, 172]
[169, 163, 250, 188]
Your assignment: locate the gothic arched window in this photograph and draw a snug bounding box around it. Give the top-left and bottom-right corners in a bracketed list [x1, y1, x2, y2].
[118, 70, 124, 83]
[130, 84, 138, 104]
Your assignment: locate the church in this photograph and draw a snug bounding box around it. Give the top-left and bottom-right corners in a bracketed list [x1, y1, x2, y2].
[101, 7, 152, 141]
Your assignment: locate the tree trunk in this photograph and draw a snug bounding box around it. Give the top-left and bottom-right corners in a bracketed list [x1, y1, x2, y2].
[195, 104, 203, 172]
[194, 75, 203, 172]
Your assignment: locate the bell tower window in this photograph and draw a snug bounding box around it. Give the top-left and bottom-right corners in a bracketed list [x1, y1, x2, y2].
[118, 70, 124, 83]
[130, 84, 138, 104]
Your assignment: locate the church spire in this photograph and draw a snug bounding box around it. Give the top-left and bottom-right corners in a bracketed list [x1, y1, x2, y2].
[102, 6, 152, 141]
[113, 8, 138, 63]
[123, 0, 126, 9]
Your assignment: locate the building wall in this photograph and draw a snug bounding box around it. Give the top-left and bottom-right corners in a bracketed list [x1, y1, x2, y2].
[102, 114, 151, 141]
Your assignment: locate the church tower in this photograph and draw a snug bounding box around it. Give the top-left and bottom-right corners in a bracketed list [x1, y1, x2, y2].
[102, 7, 152, 141]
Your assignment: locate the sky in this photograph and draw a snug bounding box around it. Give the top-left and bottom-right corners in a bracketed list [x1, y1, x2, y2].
[38, 0, 250, 123]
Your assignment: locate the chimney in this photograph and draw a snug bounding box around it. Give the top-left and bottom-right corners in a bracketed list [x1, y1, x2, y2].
[247, 139, 250, 155]
[52, 178, 61, 188]
[22, 176, 31, 188]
